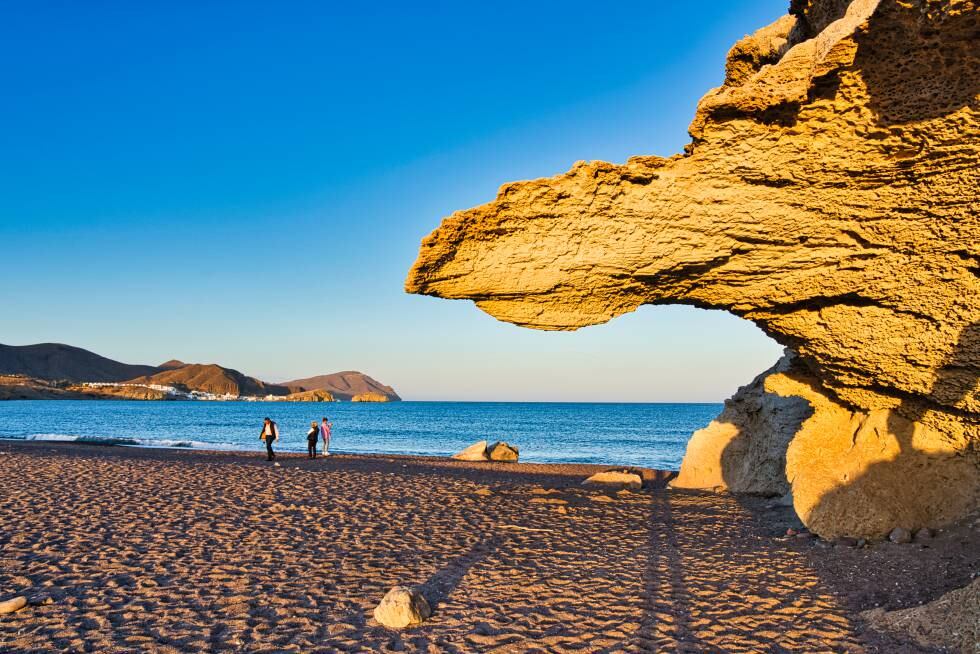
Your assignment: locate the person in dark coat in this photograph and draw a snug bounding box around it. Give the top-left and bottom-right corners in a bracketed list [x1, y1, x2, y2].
[260, 417, 279, 461]
[306, 421, 319, 459]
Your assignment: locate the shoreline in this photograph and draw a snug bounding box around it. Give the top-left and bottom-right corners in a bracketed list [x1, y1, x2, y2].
[0, 396, 725, 405]
[0, 436, 685, 473]
[0, 438, 679, 486]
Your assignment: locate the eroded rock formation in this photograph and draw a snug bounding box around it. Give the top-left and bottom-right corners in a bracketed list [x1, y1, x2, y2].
[406, 0, 979, 537]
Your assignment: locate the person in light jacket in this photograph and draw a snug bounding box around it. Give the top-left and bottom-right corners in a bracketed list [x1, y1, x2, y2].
[321, 417, 332, 456]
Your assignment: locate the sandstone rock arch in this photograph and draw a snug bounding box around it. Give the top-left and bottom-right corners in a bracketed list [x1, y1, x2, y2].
[406, 0, 979, 537]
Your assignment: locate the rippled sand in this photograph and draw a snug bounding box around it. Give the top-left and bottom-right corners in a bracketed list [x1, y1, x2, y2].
[0, 441, 945, 652]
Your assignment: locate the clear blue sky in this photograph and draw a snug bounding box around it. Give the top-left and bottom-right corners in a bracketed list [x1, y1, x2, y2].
[0, 1, 786, 401]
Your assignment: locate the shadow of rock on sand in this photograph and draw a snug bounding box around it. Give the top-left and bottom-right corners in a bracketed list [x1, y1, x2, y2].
[419, 537, 499, 611]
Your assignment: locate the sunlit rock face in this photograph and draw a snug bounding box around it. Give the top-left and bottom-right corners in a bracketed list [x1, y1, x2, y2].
[406, 0, 979, 537]
[672, 352, 979, 538]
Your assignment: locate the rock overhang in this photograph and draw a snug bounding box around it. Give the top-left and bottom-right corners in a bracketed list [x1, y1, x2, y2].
[404, 0, 979, 536]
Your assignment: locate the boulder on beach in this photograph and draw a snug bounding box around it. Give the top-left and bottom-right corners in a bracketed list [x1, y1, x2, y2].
[373, 586, 431, 629]
[488, 441, 519, 462]
[583, 469, 643, 491]
[452, 441, 489, 461]
[0, 596, 27, 615]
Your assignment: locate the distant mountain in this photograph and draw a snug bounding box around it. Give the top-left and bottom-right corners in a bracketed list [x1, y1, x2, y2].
[282, 371, 401, 402]
[126, 363, 290, 398]
[0, 343, 160, 383]
[0, 343, 398, 401]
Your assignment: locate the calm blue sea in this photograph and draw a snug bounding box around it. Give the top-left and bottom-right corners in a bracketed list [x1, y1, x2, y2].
[0, 401, 721, 470]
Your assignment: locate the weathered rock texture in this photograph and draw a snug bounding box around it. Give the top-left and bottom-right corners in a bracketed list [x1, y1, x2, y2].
[406, 0, 980, 537]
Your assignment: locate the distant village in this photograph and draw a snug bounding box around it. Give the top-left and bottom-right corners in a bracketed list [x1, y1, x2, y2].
[80, 382, 319, 402]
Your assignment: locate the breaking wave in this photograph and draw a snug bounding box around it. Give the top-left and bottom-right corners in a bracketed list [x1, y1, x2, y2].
[7, 433, 244, 451]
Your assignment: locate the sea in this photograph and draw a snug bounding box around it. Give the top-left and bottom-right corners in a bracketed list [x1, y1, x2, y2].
[0, 401, 722, 470]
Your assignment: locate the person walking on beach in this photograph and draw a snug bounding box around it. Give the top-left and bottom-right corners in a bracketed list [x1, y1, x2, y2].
[306, 421, 319, 459]
[320, 417, 332, 456]
[260, 417, 279, 461]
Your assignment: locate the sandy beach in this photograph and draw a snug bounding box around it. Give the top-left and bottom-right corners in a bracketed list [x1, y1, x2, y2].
[0, 441, 975, 653]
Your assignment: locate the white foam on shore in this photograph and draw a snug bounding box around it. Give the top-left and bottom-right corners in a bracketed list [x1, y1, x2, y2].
[26, 433, 81, 442]
[8, 433, 248, 452]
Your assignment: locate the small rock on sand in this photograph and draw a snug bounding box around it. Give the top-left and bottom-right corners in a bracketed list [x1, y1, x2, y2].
[529, 497, 568, 505]
[452, 441, 489, 461]
[913, 527, 933, 542]
[0, 596, 27, 615]
[488, 442, 519, 462]
[889, 527, 912, 544]
[373, 586, 431, 629]
[583, 469, 643, 490]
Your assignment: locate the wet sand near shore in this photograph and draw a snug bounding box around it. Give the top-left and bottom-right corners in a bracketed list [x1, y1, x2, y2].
[0, 441, 970, 653]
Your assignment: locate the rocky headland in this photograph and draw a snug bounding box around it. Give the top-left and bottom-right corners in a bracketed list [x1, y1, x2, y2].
[406, 0, 979, 540]
[283, 371, 401, 402]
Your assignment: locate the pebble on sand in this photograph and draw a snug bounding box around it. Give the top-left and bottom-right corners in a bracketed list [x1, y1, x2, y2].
[529, 497, 568, 505]
[583, 469, 643, 491]
[0, 596, 27, 615]
[889, 527, 912, 544]
[373, 586, 431, 629]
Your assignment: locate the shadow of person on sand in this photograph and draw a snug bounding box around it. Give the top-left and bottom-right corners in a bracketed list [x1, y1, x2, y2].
[636, 487, 889, 651]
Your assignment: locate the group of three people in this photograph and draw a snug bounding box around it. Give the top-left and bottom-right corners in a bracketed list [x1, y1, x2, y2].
[260, 416, 332, 461]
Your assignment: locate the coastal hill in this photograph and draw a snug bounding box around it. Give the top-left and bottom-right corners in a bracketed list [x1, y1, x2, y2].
[0, 343, 159, 383]
[0, 343, 399, 401]
[126, 363, 290, 398]
[282, 371, 401, 402]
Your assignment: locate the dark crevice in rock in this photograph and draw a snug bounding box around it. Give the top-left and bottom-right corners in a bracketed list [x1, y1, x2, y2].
[758, 292, 941, 326]
[710, 101, 802, 130]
